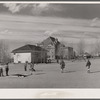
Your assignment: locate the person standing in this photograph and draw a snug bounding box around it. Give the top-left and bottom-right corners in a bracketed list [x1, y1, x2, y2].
[60, 60, 65, 73]
[86, 58, 91, 73]
[0, 67, 4, 77]
[5, 63, 9, 76]
[0, 67, 1, 77]
[57, 58, 59, 63]
[0, 67, 2, 77]
[24, 61, 28, 71]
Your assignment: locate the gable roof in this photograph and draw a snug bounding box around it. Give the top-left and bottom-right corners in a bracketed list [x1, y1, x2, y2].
[12, 44, 47, 53]
[49, 36, 56, 42]
[38, 36, 60, 48]
[42, 36, 55, 44]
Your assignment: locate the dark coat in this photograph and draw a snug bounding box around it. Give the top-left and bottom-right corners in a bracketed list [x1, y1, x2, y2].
[86, 60, 91, 68]
[60, 61, 65, 69]
[5, 65, 9, 71]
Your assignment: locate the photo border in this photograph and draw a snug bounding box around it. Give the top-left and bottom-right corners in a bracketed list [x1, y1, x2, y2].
[0, 0, 100, 99]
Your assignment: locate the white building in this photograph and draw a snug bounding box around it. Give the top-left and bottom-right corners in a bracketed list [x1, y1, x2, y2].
[12, 44, 47, 63]
[13, 53, 31, 63]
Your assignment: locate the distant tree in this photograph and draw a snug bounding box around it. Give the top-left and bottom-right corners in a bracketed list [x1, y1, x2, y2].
[76, 39, 85, 55]
[93, 38, 100, 56]
[0, 40, 11, 63]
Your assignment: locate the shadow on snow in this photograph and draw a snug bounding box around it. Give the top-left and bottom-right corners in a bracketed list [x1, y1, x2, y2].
[11, 74, 32, 77]
[35, 73, 45, 75]
[63, 71, 76, 73]
[89, 71, 100, 73]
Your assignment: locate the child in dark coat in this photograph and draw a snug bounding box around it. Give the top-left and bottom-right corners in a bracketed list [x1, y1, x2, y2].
[86, 59, 91, 73]
[60, 60, 65, 73]
[0, 67, 3, 77]
[24, 61, 28, 71]
[5, 63, 9, 76]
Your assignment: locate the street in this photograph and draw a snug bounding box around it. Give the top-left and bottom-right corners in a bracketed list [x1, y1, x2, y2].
[0, 59, 100, 88]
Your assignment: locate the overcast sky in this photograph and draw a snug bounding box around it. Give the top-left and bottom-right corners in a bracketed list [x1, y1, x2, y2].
[0, 3, 100, 51]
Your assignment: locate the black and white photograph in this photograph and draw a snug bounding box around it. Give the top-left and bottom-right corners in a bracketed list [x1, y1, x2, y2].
[0, 2, 100, 90]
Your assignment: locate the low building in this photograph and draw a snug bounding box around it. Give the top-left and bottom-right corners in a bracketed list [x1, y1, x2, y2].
[12, 44, 47, 63]
[63, 47, 74, 59]
[56, 44, 74, 60]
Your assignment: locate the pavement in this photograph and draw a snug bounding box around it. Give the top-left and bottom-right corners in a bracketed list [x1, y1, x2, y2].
[0, 59, 100, 88]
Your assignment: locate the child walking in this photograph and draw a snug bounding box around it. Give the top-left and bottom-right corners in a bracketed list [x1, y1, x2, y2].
[60, 60, 65, 73]
[86, 58, 91, 73]
[30, 62, 36, 75]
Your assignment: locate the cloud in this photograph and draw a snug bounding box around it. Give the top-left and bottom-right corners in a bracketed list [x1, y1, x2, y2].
[44, 30, 58, 36]
[3, 3, 21, 13]
[3, 4, 100, 19]
[37, 3, 49, 8]
[90, 17, 100, 27]
[92, 17, 99, 22]
[31, 3, 50, 15]
[3, 3, 49, 14]
[0, 13, 100, 45]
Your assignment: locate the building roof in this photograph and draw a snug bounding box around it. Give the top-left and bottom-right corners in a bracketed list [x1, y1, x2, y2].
[38, 36, 60, 48]
[12, 44, 47, 53]
[41, 36, 55, 44]
[49, 36, 56, 42]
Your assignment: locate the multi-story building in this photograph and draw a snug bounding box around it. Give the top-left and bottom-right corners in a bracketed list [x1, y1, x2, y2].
[38, 37, 59, 62]
[38, 36, 75, 62]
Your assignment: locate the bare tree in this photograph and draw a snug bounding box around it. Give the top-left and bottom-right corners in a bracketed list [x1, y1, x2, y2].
[0, 40, 11, 63]
[76, 39, 85, 55]
[93, 38, 100, 56]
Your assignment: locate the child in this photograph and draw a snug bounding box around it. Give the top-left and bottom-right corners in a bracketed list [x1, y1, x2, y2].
[5, 63, 9, 76]
[24, 61, 28, 71]
[0, 65, 4, 77]
[86, 59, 91, 73]
[0, 67, 3, 77]
[60, 60, 65, 73]
[30, 62, 36, 74]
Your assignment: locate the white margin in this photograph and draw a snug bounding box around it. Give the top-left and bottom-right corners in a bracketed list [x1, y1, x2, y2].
[0, 1, 100, 99]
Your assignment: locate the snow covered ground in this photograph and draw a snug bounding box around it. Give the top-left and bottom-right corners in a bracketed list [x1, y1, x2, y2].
[0, 59, 100, 88]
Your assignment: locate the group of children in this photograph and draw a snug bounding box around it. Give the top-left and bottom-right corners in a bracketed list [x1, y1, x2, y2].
[24, 61, 36, 74]
[0, 63, 9, 77]
[60, 58, 91, 73]
[0, 61, 36, 77]
[0, 58, 91, 77]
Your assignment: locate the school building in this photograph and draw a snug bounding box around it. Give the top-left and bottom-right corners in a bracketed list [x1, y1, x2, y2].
[12, 44, 47, 63]
[38, 36, 75, 61]
[38, 36, 59, 62]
